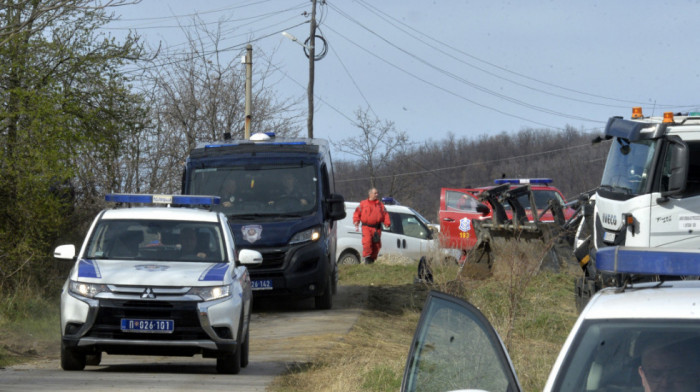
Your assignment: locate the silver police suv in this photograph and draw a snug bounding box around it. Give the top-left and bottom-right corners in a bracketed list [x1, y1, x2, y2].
[53, 194, 262, 374]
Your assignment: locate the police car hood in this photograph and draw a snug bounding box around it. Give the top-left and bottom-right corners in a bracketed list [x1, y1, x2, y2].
[72, 259, 231, 286]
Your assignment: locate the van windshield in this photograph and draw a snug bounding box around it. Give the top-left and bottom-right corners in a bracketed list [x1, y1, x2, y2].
[190, 164, 318, 216]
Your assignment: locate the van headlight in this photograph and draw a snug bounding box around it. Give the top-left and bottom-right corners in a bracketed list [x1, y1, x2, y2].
[189, 285, 231, 301]
[290, 226, 321, 245]
[69, 280, 110, 298]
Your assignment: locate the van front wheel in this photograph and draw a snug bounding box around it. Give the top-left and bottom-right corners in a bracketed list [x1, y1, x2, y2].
[338, 251, 360, 265]
[315, 275, 333, 310]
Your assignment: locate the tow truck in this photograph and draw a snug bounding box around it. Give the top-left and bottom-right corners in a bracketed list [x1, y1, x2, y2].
[574, 107, 700, 310]
[438, 178, 576, 268]
[401, 247, 700, 391]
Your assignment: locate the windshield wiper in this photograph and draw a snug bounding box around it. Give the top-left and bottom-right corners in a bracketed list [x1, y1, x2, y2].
[600, 184, 632, 195]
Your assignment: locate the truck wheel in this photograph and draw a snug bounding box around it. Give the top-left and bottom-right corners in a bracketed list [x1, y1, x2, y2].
[216, 348, 241, 374]
[575, 277, 597, 313]
[315, 275, 333, 310]
[61, 341, 86, 371]
[338, 251, 360, 265]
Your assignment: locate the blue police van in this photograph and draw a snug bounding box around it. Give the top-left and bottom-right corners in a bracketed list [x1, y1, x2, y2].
[182, 133, 345, 309]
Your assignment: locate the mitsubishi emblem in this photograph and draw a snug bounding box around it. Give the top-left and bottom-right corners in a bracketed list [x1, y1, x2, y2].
[141, 287, 156, 299]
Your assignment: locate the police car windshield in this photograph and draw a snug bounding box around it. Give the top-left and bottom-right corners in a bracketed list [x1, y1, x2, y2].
[552, 319, 700, 391]
[189, 164, 317, 216]
[600, 138, 655, 196]
[85, 220, 226, 263]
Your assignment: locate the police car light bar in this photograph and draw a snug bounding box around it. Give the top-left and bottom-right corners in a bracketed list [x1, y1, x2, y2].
[597, 246, 700, 276]
[382, 197, 400, 205]
[105, 194, 221, 206]
[494, 178, 552, 185]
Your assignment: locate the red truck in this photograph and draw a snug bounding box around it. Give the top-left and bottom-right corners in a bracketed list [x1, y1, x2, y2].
[439, 178, 575, 263]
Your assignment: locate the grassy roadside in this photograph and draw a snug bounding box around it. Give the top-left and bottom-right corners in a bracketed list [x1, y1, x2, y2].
[0, 294, 60, 367]
[270, 250, 580, 392]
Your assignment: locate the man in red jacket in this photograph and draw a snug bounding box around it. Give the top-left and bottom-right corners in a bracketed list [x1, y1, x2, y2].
[353, 188, 391, 264]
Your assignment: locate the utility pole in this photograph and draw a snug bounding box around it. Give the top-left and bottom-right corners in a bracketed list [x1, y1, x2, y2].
[307, 0, 317, 139]
[244, 44, 252, 139]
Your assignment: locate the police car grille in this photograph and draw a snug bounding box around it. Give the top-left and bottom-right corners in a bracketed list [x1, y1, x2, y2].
[88, 300, 208, 341]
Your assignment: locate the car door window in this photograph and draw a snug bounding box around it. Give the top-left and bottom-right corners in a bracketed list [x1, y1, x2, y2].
[446, 190, 480, 212]
[402, 215, 429, 239]
[384, 212, 403, 234]
[402, 291, 520, 392]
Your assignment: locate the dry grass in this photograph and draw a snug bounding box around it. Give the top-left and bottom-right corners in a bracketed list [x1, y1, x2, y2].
[270, 242, 581, 392]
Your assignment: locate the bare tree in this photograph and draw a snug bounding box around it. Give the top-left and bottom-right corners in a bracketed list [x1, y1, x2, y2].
[334, 107, 409, 194]
[136, 15, 305, 194]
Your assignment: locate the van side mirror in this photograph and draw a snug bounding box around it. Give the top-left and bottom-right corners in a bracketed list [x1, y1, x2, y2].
[660, 138, 688, 200]
[326, 193, 346, 221]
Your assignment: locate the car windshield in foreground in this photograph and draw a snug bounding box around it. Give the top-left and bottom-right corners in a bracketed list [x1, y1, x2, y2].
[84, 219, 226, 263]
[402, 291, 519, 392]
[551, 319, 700, 391]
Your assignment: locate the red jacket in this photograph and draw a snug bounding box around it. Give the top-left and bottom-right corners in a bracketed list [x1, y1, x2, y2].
[353, 199, 391, 228]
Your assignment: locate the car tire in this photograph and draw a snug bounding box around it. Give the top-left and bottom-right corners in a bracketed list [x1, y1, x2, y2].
[338, 251, 360, 265]
[216, 347, 241, 374]
[314, 274, 333, 310]
[85, 352, 102, 366]
[61, 341, 86, 371]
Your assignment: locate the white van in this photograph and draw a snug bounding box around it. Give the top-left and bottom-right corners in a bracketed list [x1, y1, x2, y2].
[336, 202, 437, 264]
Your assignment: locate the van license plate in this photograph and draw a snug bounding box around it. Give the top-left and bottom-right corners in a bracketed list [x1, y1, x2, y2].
[120, 319, 174, 333]
[252, 280, 273, 290]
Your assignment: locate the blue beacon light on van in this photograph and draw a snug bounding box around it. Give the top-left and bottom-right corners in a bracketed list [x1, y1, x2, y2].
[494, 178, 552, 185]
[105, 194, 221, 206]
[596, 246, 700, 276]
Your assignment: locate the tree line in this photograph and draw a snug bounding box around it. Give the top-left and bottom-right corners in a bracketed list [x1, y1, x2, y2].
[333, 120, 609, 222]
[0, 1, 610, 296]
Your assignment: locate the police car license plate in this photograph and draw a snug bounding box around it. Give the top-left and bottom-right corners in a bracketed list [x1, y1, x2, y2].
[120, 319, 174, 333]
[251, 279, 273, 291]
[603, 231, 616, 243]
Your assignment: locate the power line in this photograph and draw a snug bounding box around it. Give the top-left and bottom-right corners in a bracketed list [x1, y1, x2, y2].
[327, 3, 604, 125]
[354, 0, 699, 110]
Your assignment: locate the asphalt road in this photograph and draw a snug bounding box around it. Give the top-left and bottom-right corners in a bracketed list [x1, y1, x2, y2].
[0, 285, 368, 392]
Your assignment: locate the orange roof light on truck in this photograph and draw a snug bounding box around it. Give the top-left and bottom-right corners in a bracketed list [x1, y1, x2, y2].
[631, 106, 644, 119]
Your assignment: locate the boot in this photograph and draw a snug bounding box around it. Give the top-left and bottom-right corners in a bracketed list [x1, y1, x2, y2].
[364, 257, 374, 265]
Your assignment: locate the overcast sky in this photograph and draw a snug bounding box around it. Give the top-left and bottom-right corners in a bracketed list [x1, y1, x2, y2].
[105, 0, 700, 148]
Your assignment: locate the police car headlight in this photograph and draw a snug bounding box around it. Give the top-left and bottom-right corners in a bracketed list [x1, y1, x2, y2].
[290, 226, 321, 245]
[189, 285, 231, 301]
[69, 280, 110, 298]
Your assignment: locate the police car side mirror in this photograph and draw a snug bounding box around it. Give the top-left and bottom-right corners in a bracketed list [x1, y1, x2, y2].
[238, 249, 263, 266]
[54, 244, 76, 260]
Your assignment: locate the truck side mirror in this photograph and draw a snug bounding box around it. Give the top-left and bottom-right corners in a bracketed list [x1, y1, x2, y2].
[660, 139, 688, 199]
[326, 193, 346, 221]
